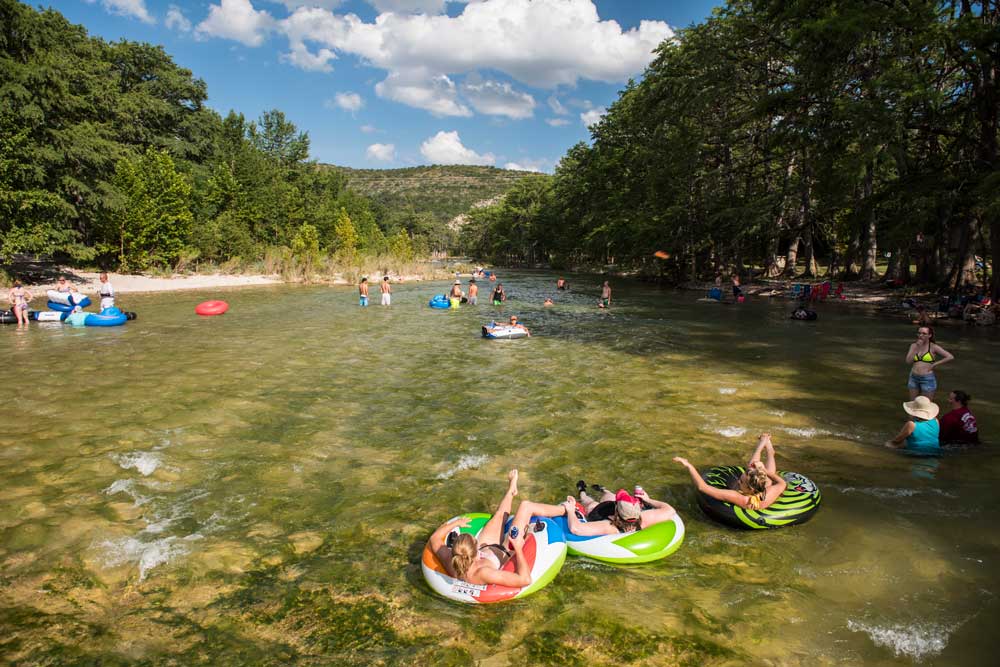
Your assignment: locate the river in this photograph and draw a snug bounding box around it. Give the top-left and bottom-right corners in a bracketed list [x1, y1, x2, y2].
[1, 271, 997, 666]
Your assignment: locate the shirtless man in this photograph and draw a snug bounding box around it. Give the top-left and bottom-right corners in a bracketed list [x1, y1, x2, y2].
[359, 277, 369, 307]
[380, 276, 391, 306]
[467, 278, 478, 306]
[599, 281, 611, 309]
[446, 280, 462, 309]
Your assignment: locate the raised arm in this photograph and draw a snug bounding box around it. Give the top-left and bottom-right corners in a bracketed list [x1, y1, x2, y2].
[905, 343, 917, 364]
[674, 457, 750, 508]
[759, 471, 787, 509]
[428, 516, 470, 578]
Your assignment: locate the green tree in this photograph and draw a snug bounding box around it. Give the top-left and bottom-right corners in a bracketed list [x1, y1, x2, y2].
[331, 207, 358, 258]
[108, 148, 192, 271]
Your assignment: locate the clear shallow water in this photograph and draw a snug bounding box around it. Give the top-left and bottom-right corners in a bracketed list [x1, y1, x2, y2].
[1, 273, 998, 666]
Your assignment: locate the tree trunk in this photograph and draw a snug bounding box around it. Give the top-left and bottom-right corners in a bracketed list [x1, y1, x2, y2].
[860, 161, 879, 281]
[801, 225, 817, 277]
[784, 236, 801, 277]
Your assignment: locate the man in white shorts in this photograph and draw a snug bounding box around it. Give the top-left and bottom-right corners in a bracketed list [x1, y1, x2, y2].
[380, 276, 391, 306]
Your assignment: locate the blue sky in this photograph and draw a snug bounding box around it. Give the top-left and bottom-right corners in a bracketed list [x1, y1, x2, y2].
[50, 0, 720, 171]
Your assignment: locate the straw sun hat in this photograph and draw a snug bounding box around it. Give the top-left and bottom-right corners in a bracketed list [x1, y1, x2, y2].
[903, 395, 939, 420]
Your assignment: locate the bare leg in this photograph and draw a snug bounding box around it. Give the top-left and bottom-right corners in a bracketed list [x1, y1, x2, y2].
[908, 386, 919, 399]
[924, 388, 936, 401]
[747, 433, 768, 469]
[762, 435, 776, 475]
[478, 469, 518, 546]
[578, 490, 599, 513]
[509, 500, 566, 537]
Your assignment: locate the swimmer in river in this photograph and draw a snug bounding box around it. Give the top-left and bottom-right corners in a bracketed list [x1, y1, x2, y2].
[673, 433, 787, 511]
[8, 280, 33, 328]
[886, 395, 940, 454]
[559, 482, 678, 536]
[427, 470, 543, 588]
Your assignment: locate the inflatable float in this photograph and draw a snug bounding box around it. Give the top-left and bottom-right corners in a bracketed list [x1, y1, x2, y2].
[30, 310, 69, 322]
[428, 294, 450, 309]
[195, 300, 228, 316]
[697, 466, 821, 529]
[421, 513, 566, 604]
[0, 309, 20, 324]
[791, 308, 818, 321]
[46, 290, 91, 311]
[482, 323, 528, 339]
[551, 513, 685, 564]
[85, 307, 128, 327]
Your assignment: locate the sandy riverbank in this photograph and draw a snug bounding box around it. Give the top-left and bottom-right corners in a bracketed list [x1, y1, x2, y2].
[30, 271, 283, 295]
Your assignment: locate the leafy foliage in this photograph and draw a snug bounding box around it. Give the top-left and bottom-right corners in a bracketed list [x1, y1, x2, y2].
[460, 1, 999, 297]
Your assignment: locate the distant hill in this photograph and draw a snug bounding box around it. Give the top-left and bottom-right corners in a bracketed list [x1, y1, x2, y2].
[327, 165, 538, 224]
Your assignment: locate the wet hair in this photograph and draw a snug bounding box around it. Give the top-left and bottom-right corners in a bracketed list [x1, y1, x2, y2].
[951, 390, 971, 406]
[610, 507, 640, 534]
[451, 533, 477, 580]
[917, 325, 936, 342]
[383, 276, 389, 281]
[739, 467, 768, 499]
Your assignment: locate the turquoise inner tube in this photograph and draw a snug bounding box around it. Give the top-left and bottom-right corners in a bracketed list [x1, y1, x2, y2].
[697, 466, 821, 530]
[428, 294, 450, 309]
[84, 307, 128, 327]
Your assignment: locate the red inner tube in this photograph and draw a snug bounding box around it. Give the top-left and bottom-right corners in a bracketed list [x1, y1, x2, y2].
[195, 300, 229, 316]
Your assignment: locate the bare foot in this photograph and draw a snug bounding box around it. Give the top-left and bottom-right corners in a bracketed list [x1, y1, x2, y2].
[508, 469, 519, 497]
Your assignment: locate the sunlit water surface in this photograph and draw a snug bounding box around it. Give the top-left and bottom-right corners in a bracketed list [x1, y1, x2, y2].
[2, 272, 998, 666]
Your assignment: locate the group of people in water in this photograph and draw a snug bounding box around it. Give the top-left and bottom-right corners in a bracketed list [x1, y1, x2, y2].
[5, 273, 115, 328]
[888, 325, 980, 452]
[431, 432, 789, 586]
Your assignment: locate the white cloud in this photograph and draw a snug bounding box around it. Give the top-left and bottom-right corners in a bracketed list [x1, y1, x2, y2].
[281, 42, 336, 71]
[366, 143, 396, 161]
[461, 77, 535, 119]
[165, 5, 192, 31]
[100, 0, 154, 23]
[376, 70, 472, 117]
[545, 118, 570, 127]
[420, 130, 494, 165]
[547, 95, 568, 115]
[271, 0, 342, 9]
[330, 92, 364, 112]
[360, 124, 378, 133]
[368, 0, 447, 13]
[504, 159, 546, 172]
[266, 0, 672, 116]
[581, 106, 606, 127]
[197, 0, 274, 47]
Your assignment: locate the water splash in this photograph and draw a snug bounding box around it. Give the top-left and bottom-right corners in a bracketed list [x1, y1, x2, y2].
[714, 427, 746, 438]
[104, 479, 150, 506]
[437, 454, 490, 480]
[115, 451, 162, 476]
[718, 387, 737, 395]
[847, 620, 953, 660]
[99, 533, 201, 580]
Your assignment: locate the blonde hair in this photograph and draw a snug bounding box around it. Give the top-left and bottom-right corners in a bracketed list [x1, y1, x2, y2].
[738, 468, 768, 508]
[451, 533, 477, 580]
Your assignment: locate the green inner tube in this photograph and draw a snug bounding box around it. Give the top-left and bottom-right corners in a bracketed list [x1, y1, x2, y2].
[697, 466, 821, 530]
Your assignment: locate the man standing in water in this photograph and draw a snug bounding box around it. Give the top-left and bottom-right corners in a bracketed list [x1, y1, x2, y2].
[599, 280, 612, 309]
[449, 280, 464, 308]
[380, 276, 391, 306]
[467, 278, 478, 306]
[359, 277, 369, 307]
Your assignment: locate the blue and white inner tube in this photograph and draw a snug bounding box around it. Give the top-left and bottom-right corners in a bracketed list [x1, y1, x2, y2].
[482, 323, 528, 339]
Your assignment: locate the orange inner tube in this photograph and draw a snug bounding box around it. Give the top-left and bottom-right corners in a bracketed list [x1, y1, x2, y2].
[195, 300, 229, 316]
